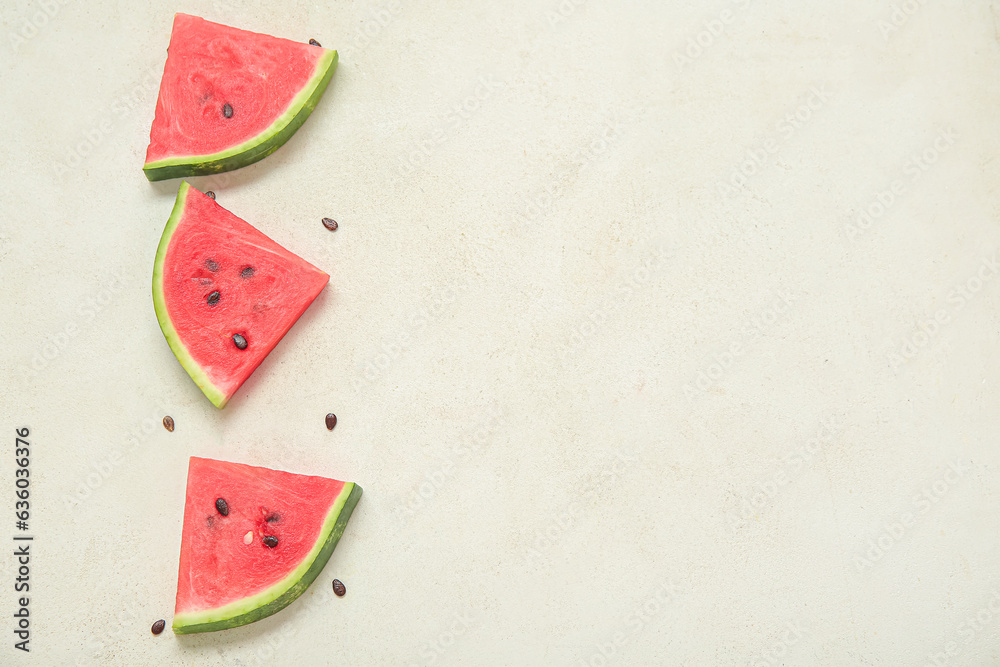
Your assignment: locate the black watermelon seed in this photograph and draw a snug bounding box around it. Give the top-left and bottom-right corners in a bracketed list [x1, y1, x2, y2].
[241, 266, 255, 279]
[151, 620, 166, 635]
[205, 259, 219, 272]
[265, 513, 280, 523]
[233, 334, 248, 350]
[223, 103, 233, 118]
[206, 291, 221, 306]
[263, 535, 278, 548]
[325, 413, 337, 431]
[309, 38, 321, 46]
[332, 579, 346, 597]
[215, 498, 229, 516]
[206, 516, 215, 528]
[322, 217, 338, 231]
[205, 191, 216, 200]
[162, 416, 174, 432]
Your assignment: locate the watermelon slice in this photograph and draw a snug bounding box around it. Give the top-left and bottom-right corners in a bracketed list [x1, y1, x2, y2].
[152, 182, 328, 408]
[143, 14, 338, 181]
[174, 457, 362, 634]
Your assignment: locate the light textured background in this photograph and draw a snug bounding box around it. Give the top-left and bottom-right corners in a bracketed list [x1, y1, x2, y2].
[1, 0, 999, 665]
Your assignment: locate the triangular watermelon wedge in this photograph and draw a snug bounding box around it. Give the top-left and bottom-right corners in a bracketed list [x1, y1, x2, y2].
[173, 457, 362, 634]
[152, 182, 329, 408]
[143, 14, 338, 181]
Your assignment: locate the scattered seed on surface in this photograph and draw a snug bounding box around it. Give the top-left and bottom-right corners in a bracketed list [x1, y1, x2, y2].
[322, 217, 338, 231]
[223, 103, 233, 118]
[205, 191, 216, 200]
[215, 498, 229, 516]
[325, 413, 337, 431]
[241, 266, 255, 279]
[233, 333, 248, 350]
[332, 579, 346, 597]
[151, 620, 166, 635]
[263, 535, 278, 548]
[205, 259, 219, 272]
[244, 531, 253, 545]
[309, 38, 321, 46]
[206, 291, 221, 306]
[162, 416, 174, 432]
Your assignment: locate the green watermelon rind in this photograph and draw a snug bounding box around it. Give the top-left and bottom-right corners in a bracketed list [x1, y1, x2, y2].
[151, 181, 230, 408]
[172, 482, 362, 634]
[143, 49, 338, 182]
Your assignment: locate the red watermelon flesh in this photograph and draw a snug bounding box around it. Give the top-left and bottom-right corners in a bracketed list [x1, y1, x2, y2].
[174, 457, 362, 633]
[144, 14, 338, 181]
[152, 182, 329, 407]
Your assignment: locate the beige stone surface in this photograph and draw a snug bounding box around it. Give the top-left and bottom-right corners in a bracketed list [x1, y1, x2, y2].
[1, 0, 1000, 664]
